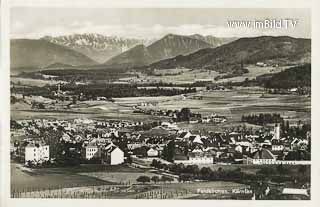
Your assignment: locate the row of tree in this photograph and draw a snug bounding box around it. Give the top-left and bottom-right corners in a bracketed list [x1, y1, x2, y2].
[150, 159, 310, 184]
[136, 175, 174, 184]
[241, 113, 283, 125]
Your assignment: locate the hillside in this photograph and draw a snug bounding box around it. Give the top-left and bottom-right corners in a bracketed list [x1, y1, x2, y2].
[104, 34, 213, 68]
[263, 64, 311, 89]
[11, 39, 97, 72]
[104, 44, 153, 68]
[45, 62, 73, 69]
[150, 36, 311, 73]
[42, 34, 154, 63]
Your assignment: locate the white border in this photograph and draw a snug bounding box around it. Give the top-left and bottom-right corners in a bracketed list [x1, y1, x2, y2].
[1, 0, 319, 207]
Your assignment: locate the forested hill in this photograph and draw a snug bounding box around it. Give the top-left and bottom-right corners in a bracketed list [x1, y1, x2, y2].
[262, 64, 311, 89]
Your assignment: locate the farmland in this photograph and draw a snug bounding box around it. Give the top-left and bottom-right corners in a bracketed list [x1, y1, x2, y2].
[11, 86, 311, 128]
[11, 162, 112, 192]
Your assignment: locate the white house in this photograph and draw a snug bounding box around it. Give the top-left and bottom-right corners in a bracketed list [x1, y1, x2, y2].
[101, 145, 124, 165]
[282, 188, 309, 196]
[175, 154, 213, 164]
[235, 145, 243, 153]
[244, 148, 276, 165]
[147, 148, 159, 157]
[161, 122, 178, 130]
[272, 144, 284, 151]
[82, 144, 101, 160]
[22, 142, 49, 165]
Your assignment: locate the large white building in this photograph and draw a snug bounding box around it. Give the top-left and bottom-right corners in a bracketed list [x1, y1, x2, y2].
[20, 142, 50, 165]
[82, 144, 101, 160]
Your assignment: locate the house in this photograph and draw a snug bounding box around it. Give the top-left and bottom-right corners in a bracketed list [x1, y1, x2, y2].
[201, 117, 211, 123]
[177, 131, 192, 140]
[20, 142, 50, 165]
[82, 143, 101, 160]
[96, 96, 107, 101]
[243, 148, 276, 165]
[235, 145, 243, 153]
[282, 188, 309, 197]
[175, 152, 214, 164]
[147, 148, 159, 157]
[291, 138, 308, 150]
[189, 135, 203, 144]
[271, 144, 284, 151]
[101, 145, 124, 165]
[256, 62, 267, 67]
[132, 146, 149, 157]
[189, 118, 199, 124]
[161, 122, 178, 130]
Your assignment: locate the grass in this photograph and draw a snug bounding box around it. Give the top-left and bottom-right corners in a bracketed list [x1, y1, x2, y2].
[11, 86, 310, 127]
[80, 171, 160, 184]
[11, 163, 123, 192]
[11, 77, 66, 87]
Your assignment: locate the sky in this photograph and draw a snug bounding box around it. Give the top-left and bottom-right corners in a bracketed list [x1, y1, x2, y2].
[10, 8, 311, 39]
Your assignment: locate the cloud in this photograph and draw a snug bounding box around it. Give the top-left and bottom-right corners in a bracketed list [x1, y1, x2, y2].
[10, 22, 307, 39]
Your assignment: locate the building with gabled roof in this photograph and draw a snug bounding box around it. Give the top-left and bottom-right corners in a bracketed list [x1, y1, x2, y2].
[101, 144, 124, 165]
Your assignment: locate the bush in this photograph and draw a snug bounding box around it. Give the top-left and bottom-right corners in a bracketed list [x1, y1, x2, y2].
[136, 176, 151, 184]
[161, 175, 174, 183]
[151, 176, 160, 183]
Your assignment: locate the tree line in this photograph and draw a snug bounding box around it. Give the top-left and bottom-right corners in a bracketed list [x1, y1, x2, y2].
[241, 113, 283, 125]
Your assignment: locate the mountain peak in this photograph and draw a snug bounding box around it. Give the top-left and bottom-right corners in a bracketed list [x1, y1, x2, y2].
[104, 34, 215, 68]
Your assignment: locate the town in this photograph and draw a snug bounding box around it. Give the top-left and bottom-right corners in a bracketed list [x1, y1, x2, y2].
[11, 113, 311, 199]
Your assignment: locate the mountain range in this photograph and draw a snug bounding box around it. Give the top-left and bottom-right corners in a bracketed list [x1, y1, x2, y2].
[104, 34, 232, 68]
[42, 34, 155, 63]
[10, 35, 310, 77]
[150, 36, 311, 72]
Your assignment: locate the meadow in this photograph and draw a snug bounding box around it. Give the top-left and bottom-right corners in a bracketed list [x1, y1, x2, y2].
[11, 86, 310, 129]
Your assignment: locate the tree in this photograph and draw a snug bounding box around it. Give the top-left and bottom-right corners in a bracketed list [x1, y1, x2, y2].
[200, 167, 213, 180]
[184, 165, 200, 175]
[162, 140, 175, 162]
[161, 175, 174, 183]
[38, 103, 45, 109]
[136, 176, 150, 184]
[151, 176, 160, 184]
[298, 165, 307, 175]
[72, 95, 77, 104]
[179, 174, 193, 182]
[151, 159, 161, 168]
[126, 155, 132, 164]
[180, 108, 191, 121]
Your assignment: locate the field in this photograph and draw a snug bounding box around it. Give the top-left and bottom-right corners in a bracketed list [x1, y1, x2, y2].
[118, 65, 289, 84]
[11, 77, 67, 87]
[11, 161, 249, 199]
[11, 163, 113, 192]
[11, 86, 310, 129]
[79, 171, 161, 185]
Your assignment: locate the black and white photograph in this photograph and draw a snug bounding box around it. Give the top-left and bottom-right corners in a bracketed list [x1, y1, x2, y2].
[1, 0, 319, 205]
